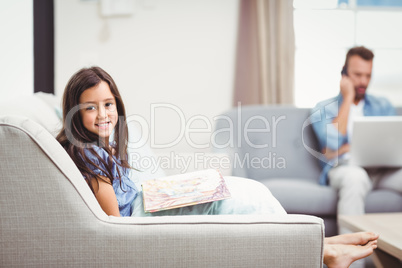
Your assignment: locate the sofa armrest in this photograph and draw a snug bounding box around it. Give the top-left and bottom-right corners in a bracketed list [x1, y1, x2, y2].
[101, 214, 324, 268]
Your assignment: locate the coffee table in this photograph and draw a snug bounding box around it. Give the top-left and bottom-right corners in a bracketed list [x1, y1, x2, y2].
[338, 213, 402, 268]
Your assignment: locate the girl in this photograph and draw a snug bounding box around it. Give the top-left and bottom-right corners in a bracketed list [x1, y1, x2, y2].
[57, 67, 378, 267]
[56, 66, 285, 217]
[56, 66, 136, 217]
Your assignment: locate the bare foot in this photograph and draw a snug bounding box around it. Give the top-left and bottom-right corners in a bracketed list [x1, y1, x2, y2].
[325, 232, 379, 245]
[324, 240, 377, 268]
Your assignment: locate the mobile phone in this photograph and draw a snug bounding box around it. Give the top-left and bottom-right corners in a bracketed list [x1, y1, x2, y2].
[341, 65, 348, 76]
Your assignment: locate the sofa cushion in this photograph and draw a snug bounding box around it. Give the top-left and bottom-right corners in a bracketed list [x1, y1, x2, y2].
[0, 93, 61, 136]
[126, 121, 166, 187]
[35, 91, 63, 120]
[366, 189, 402, 213]
[260, 178, 338, 216]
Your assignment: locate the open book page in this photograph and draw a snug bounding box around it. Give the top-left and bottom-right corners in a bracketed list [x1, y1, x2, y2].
[142, 169, 231, 213]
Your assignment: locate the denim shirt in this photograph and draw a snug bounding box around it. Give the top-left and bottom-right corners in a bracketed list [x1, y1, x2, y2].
[83, 146, 138, 216]
[310, 94, 395, 185]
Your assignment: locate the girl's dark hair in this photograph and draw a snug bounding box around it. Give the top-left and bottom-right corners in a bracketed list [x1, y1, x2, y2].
[56, 66, 130, 194]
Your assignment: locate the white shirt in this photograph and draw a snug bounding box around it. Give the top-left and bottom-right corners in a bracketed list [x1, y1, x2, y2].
[341, 100, 365, 160]
[347, 99, 365, 142]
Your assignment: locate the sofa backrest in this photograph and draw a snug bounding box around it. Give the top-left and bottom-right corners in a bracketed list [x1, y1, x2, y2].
[214, 105, 322, 183]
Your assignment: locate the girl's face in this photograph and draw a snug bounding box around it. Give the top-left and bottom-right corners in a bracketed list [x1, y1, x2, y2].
[79, 81, 118, 143]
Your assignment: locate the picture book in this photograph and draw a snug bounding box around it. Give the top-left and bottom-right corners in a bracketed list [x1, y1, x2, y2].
[142, 169, 231, 213]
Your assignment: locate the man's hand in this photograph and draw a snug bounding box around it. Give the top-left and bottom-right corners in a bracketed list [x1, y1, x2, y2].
[333, 76, 355, 135]
[340, 75, 355, 102]
[322, 144, 350, 160]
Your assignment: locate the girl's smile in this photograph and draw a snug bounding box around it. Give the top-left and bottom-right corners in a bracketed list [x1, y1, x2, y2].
[79, 81, 118, 144]
[96, 121, 111, 129]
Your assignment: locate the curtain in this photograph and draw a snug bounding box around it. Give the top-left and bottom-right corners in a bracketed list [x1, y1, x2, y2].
[233, 0, 295, 106]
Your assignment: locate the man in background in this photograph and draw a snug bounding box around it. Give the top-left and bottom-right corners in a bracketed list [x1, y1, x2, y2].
[311, 46, 402, 232]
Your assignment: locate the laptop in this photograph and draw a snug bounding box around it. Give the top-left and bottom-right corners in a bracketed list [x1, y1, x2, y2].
[350, 116, 402, 167]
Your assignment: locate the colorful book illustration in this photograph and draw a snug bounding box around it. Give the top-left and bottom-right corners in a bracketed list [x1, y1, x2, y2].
[142, 169, 231, 213]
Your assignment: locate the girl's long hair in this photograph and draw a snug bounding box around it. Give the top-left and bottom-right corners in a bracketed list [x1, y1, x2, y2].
[56, 66, 130, 193]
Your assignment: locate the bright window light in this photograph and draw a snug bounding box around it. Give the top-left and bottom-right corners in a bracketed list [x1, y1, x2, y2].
[293, 1, 402, 108]
[293, 0, 338, 9]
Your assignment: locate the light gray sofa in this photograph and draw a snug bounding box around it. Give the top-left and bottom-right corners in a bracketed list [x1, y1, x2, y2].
[0, 93, 325, 267]
[214, 105, 402, 237]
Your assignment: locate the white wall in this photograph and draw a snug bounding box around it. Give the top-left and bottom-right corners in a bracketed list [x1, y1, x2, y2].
[0, 0, 33, 100]
[55, 0, 239, 159]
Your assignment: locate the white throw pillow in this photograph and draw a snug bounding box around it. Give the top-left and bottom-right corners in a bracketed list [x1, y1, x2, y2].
[0, 93, 62, 136]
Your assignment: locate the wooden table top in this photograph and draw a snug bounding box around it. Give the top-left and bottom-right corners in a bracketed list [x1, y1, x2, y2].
[338, 213, 402, 260]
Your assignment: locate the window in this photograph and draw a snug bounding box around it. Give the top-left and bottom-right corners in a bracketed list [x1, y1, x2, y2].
[294, 0, 402, 107]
